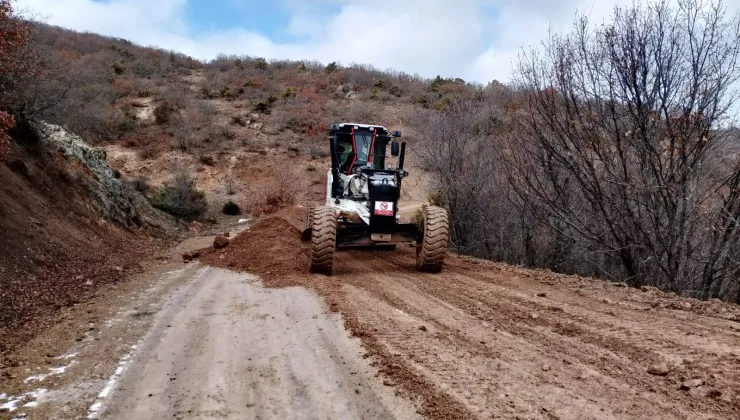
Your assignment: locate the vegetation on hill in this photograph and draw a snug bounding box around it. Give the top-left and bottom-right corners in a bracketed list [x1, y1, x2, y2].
[414, 0, 740, 302]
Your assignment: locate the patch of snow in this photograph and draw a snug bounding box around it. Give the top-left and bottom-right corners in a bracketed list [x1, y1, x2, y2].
[24, 361, 76, 384]
[238, 218, 250, 224]
[0, 389, 48, 412]
[55, 352, 78, 360]
[1, 393, 7, 399]
[86, 347, 137, 419]
[0, 400, 18, 412]
[88, 401, 102, 414]
[11, 415, 27, 420]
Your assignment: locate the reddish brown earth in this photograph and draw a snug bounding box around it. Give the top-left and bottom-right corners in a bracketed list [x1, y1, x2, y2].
[0, 146, 171, 355]
[202, 206, 740, 420]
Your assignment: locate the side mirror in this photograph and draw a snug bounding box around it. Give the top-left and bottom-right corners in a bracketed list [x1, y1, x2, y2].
[391, 141, 400, 157]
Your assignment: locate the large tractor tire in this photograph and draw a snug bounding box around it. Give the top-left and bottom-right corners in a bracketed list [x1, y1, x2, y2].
[416, 206, 449, 273]
[309, 206, 337, 274]
[300, 203, 317, 244]
[304, 202, 316, 230]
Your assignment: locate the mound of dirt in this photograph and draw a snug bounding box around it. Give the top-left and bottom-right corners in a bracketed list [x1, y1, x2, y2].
[200, 212, 309, 285]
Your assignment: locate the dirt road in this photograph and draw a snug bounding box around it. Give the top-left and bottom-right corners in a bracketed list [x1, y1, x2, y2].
[102, 266, 417, 420]
[2, 207, 740, 420]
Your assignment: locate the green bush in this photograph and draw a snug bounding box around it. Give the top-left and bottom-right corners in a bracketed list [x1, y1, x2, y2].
[253, 95, 277, 114]
[325, 62, 339, 73]
[151, 171, 207, 220]
[112, 63, 125, 75]
[254, 58, 268, 70]
[281, 87, 297, 100]
[369, 87, 379, 100]
[222, 200, 241, 215]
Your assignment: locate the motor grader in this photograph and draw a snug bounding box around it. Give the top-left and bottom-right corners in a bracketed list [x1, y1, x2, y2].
[300, 122, 449, 275]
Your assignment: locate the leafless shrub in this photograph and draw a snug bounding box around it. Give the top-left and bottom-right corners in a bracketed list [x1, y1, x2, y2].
[198, 154, 215, 166]
[415, 98, 514, 258]
[309, 145, 328, 160]
[347, 101, 379, 123]
[138, 143, 158, 160]
[245, 172, 297, 216]
[225, 176, 237, 196]
[130, 176, 149, 193]
[231, 115, 248, 127]
[511, 0, 740, 300]
[158, 85, 190, 109]
[171, 114, 195, 151]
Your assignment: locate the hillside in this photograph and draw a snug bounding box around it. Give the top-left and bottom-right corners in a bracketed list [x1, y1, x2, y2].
[0, 120, 178, 353]
[3, 17, 740, 352]
[0, 22, 472, 353]
[29, 23, 480, 220]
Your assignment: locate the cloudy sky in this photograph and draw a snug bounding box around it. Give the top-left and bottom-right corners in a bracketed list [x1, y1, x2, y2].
[14, 0, 740, 84]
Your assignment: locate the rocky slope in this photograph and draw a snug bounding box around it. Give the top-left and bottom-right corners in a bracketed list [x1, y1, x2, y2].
[0, 122, 178, 354]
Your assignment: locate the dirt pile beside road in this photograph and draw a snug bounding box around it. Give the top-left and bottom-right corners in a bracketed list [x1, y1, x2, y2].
[201, 205, 740, 420]
[200, 208, 309, 284]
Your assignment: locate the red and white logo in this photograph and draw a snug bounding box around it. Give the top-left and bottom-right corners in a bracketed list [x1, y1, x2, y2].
[374, 201, 393, 216]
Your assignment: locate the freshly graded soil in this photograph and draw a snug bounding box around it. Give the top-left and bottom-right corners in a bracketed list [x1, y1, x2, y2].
[201, 205, 740, 420]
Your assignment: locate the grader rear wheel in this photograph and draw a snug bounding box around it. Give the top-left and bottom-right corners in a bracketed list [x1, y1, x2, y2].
[309, 206, 337, 275]
[416, 206, 449, 273]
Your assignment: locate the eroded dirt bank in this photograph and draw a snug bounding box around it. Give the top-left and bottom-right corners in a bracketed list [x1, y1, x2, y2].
[201, 206, 740, 420]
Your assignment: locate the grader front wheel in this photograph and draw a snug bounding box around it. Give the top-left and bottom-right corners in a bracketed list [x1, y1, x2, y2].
[304, 203, 316, 230]
[416, 206, 450, 273]
[309, 206, 337, 275]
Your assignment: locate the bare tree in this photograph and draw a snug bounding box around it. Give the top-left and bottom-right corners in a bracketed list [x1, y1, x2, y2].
[512, 0, 740, 298]
[414, 93, 531, 262]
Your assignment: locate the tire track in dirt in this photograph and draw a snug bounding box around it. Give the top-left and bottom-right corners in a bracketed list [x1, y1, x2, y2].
[332, 256, 684, 419]
[201, 207, 740, 420]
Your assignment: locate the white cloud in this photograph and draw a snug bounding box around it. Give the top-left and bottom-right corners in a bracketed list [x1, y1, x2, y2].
[15, 0, 740, 84]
